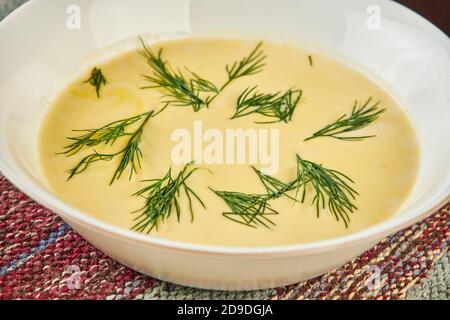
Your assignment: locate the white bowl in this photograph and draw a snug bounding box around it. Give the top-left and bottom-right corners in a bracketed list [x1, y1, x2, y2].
[0, 0, 449, 290]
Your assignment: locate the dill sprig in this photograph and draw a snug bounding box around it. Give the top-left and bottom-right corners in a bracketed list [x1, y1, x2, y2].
[66, 112, 151, 184]
[59, 113, 149, 156]
[132, 163, 206, 234]
[211, 168, 290, 229]
[232, 86, 302, 123]
[251, 167, 296, 201]
[213, 156, 358, 228]
[188, 69, 220, 95]
[211, 190, 278, 229]
[67, 151, 115, 180]
[305, 97, 386, 141]
[293, 155, 358, 227]
[109, 114, 150, 183]
[63, 107, 166, 184]
[221, 42, 267, 90]
[140, 39, 267, 110]
[140, 38, 218, 111]
[84, 67, 108, 98]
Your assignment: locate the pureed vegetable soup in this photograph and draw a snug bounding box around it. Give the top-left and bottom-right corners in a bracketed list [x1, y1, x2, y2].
[38, 38, 419, 246]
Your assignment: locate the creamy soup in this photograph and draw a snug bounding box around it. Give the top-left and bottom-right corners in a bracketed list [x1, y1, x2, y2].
[39, 38, 419, 246]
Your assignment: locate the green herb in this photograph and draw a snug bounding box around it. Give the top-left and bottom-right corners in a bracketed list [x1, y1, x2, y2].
[305, 97, 386, 141]
[213, 156, 358, 228]
[59, 113, 150, 156]
[211, 168, 291, 229]
[221, 42, 266, 90]
[140, 39, 267, 110]
[232, 86, 302, 123]
[292, 155, 358, 227]
[211, 189, 278, 229]
[140, 38, 217, 111]
[308, 55, 313, 67]
[84, 67, 108, 98]
[188, 69, 220, 95]
[66, 112, 150, 184]
[211, 167, 290, 229]
[63, 107, 166, 184]
[251, 167, 295, 200]
[108, 113, 150, 183]
[132, 163, 206, 233]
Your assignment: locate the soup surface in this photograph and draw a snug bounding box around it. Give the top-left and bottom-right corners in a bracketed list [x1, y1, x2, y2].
[39, 38, 419, 246]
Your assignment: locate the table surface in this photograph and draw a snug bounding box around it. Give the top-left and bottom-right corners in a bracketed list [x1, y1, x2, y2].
[395, 0, 449, 36]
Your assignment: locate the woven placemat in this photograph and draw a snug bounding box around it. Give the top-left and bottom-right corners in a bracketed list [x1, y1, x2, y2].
[0, 175, 448, 300]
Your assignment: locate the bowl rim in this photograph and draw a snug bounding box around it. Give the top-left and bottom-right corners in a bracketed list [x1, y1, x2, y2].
[0, 0, 449, 256]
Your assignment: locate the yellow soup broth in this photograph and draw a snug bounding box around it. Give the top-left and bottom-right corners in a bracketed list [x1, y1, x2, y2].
[39, 39, 419, 246]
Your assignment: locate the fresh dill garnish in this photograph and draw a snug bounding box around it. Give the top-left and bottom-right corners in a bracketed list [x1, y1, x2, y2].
[253, 163, 358, 225]
[293, 155, 358, 227]
[187, 69, 220, 95]
[308, 55, 313, 67]
[109, 114, 150, 183]
[213, 156, 358, 228]
[251, 167, 295, 200]
[221, 42, 267, 90]
[140, 38, 267, 110]
[211, 189, 278, 229]
[232, 86, 302, 123]
[140, 38, 218, 111]
[63, 107, 166, 185]
[66, 112, 151, 184]
[132, 163, 206, 234]
[211, 168, 290, 229]
[84, 67, 108, 98]
[305, 97, 386, 141]
[59, 113, 149, 156]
